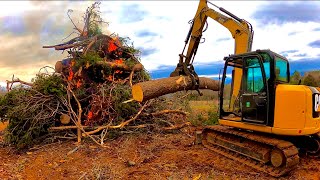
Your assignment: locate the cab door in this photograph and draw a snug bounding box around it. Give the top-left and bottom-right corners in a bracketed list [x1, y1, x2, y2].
[241, 56, 268, 124]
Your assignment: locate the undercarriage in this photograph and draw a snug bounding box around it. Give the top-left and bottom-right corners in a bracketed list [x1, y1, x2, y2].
[196, 125, 320, 177]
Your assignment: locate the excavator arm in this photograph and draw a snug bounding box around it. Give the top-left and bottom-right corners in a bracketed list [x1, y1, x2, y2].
[170, 0, 254, 100]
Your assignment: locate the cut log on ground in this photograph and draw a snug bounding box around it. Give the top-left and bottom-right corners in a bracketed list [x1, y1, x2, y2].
[132, 76, 219, 102]
[60, 114, 71, 125]
[96, 61, 131, 71]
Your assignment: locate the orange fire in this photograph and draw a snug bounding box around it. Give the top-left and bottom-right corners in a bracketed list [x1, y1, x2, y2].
[67, 59, 76, 81]
[87, 111, 93, 120]
[107, 37, 121, 53]
[68, 68, 74, 81]
[115, 70, 123, 74]
[108, 41, 117, 52]
[76, 79, 82, 88]
[114, 59, 123, 65]
[107, 75, 113, 81]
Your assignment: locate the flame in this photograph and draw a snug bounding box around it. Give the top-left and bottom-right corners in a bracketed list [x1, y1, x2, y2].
[108, 37, 121, 53]
[107, 75, 113, 81]
[108, 39, 118, 53]
[67, 60, 76, 81]
[76, 79, 82, 88]
[68, 68, 74, 81]
[87, 111, 93, 120]
[115, 70, 121, 74]
[114, 59, 123, 65]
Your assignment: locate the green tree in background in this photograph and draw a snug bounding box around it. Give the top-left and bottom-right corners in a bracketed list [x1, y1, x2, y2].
[303, 74, 318, 87]
[290, 71, 301, 85]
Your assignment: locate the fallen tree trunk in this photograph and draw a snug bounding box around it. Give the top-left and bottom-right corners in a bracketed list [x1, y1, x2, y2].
[95, 61, 131, 71]
[132, 76, 219, 102]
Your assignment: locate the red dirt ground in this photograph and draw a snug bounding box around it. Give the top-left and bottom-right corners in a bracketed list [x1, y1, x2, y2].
[1, 125, 320, 180]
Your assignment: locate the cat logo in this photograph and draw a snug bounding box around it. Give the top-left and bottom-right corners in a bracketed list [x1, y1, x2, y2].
[315, 94, 320, 112]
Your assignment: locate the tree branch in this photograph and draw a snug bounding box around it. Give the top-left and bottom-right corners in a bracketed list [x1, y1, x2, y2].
[82, 100, 151, 137]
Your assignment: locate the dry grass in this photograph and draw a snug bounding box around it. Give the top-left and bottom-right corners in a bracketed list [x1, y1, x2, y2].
[188, 100, 219, 126]
[189, 100, 217, 111]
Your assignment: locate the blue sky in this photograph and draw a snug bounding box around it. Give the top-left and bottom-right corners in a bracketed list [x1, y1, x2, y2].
[0, 1, 320, 86]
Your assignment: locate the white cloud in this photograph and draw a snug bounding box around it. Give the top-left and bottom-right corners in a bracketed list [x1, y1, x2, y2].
[0, 81, 6, 87]
[0, 1, 35, 16]
[99, 1, 320, 69]
[0, 0, 319, 85]
[98, 1, 263, 70]
[251, 22, 320, 60]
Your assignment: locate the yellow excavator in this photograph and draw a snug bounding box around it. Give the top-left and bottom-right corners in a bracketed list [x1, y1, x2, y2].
[170, 0, 320, 177]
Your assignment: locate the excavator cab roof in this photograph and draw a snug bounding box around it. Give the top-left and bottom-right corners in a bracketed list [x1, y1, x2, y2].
[223, 49, 287, 62]
[223, 49, 290, 84]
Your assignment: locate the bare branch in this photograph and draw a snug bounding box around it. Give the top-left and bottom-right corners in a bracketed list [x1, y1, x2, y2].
[83, 35, 98, 55]
[6, 77, 33, 91]
[67, 9, 83, 34]
[82, 100, 151, 137]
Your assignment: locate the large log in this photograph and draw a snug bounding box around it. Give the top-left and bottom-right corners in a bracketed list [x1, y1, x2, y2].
[132, 76, 219, 102]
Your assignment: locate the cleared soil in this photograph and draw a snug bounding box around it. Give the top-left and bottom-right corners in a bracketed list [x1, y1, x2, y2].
[1, 125, 320, 180]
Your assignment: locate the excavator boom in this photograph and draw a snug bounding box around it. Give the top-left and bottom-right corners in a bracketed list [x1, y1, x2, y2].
[171, 0, 253, 100]
[183, 0, 253, 65]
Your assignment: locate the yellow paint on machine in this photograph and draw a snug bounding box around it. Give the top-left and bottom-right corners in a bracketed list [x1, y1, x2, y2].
[219, 119, 272, 134]
[219, 119, 320, 136]
[220, 84, 320, 136]
[274, 84, 320, 135]
[273, 84, 306, 130]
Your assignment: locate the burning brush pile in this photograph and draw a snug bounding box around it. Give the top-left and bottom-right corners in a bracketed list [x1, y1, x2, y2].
[0, 2, 189, 149]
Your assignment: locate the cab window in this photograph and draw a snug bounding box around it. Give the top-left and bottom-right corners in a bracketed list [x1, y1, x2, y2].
[275, 57, 289, 82]
[245, 57, 265, 93]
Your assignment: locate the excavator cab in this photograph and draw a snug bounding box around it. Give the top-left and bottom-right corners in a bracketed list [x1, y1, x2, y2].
[200, 49, 320, 176]
[220, 49, 290, 126]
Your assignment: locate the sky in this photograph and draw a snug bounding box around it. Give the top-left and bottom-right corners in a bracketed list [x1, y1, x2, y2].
[0, 0, 320, 87]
